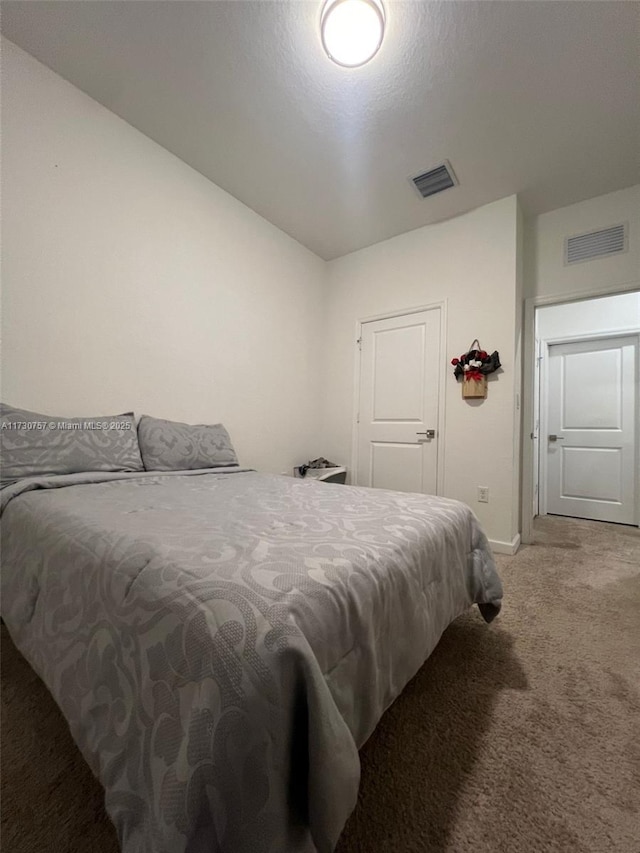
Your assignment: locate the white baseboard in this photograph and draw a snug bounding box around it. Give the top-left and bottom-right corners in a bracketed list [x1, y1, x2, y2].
[488, 534, 521, 556]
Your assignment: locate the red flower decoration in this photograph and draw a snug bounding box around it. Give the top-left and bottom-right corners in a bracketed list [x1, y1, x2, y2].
[451, 357, 459, 365]
[479, 350, 488, 359]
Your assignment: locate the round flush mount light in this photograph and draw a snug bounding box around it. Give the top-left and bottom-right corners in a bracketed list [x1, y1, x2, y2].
[320, 0, 386, 68]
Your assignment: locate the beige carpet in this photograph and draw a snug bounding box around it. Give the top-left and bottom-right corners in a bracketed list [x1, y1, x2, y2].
[2, 516, 639, 853]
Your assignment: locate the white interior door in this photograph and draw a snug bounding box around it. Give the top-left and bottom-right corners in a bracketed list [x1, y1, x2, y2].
[357, 309, 441, 494]
[544, 336, 638, 524]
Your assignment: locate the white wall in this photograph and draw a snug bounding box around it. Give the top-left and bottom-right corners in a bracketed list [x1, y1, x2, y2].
[9, 35, 635, 549]
[321, 196, 521, 549]
[521, 186, 640, 542]
[536, 292, 640, 341]
[513, 201, 525, 534]
[525, 185, 640, 300]
[0, 38, 326, 475]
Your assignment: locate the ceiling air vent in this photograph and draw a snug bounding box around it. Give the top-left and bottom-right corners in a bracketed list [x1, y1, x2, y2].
[410, 161, 458, 199]
[565, 223, 627, 265]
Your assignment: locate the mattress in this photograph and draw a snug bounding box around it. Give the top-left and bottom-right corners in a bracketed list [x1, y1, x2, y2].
[1, 469, 503, 853]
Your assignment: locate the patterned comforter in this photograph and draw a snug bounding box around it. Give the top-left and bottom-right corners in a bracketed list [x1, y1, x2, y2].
[1, 469, 503, 853]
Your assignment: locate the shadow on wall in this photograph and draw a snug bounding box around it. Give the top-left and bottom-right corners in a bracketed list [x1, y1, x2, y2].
[336, 612, 528, 853]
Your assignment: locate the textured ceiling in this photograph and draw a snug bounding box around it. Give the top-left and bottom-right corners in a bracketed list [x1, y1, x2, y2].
[2, 1, 639, 260]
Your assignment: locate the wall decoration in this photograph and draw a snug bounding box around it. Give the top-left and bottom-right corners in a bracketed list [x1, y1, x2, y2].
[451, 339, 501, 399]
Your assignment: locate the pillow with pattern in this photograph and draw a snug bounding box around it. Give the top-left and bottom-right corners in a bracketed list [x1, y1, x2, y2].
[0, 404, 144, 485]
[137, 415, 238, 471]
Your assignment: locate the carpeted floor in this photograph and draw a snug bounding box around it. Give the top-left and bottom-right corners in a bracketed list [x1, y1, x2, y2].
[2, 516, 639, 852]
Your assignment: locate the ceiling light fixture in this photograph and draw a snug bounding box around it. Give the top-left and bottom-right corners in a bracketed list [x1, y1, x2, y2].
[320, 0, 386, 68]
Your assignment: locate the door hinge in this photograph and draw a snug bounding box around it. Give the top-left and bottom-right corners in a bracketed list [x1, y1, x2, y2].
[356, 337, 362, 351]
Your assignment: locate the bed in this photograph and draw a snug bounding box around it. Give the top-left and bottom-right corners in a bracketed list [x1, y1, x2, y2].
[1, 466, 502, 853]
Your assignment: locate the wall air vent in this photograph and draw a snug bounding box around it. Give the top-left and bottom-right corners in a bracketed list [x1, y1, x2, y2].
[565, 223, 627, 265]
[410, 161, 458, 199]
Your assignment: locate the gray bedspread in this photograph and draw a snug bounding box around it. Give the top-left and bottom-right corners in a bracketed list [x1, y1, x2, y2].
[0, 469, 503, 853]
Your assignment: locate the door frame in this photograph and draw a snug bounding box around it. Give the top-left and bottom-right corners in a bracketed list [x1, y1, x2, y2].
[521, 282, 640, 544]
[538, 330, 640, 521]
[351, 301, 448, 495]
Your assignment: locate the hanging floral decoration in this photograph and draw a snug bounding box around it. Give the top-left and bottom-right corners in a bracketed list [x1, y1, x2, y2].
[451, 340, 501, 383]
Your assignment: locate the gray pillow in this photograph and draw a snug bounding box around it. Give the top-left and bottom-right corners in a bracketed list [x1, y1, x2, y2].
[137, 415, 238, 472]
[0, 404, 144, 485]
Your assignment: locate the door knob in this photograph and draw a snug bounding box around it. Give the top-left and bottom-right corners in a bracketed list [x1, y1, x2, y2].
[416, 430, 436, 438]
[548, 434, 565, 441]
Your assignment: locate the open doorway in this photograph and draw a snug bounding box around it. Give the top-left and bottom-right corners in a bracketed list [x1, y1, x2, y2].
[525, 291, 640, 539]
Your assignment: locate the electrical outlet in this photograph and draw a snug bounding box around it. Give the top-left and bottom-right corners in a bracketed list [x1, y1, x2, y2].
[477, 486, 489, 503]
